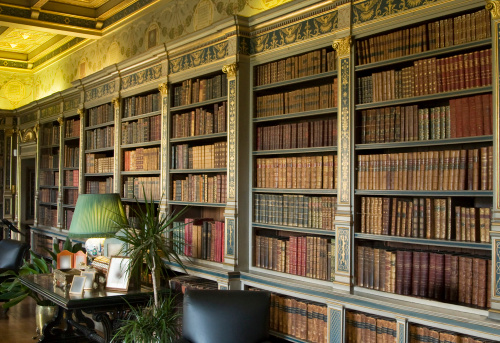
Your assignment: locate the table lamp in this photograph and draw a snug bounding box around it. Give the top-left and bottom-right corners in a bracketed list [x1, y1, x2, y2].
[68, 193, 128, 258]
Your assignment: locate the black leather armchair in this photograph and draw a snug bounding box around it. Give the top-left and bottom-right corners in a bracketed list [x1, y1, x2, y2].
[175, 289, 272, 343]
[0, 239, 29, 284]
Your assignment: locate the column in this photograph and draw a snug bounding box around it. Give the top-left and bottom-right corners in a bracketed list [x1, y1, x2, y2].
[57, 117, 64, 229]
[486, 0, 500, 319]
[328, 303, 344, 343]
[158, 82, 169, 219]
[77, 108, 85, 194]
[222, 62, 238, 267]
[396, 317, 408, 343]
[112, 98, 121, 194]
[34, 123, 40, 227]
[333, 35, 354, 290]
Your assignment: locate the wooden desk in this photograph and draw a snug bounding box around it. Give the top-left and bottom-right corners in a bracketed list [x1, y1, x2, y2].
[20, 273, 153, 343]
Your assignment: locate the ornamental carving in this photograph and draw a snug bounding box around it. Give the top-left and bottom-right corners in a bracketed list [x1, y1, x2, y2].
[158, 82, 169, 96]
[222, 63, 238, 78]
[112, 98, 120, 109]
[57, 117, 63, 126]
[18, 124, 38, 143]
[487, 1, 500, 20]
[77, 108, 85, 118]
[5, 128, 16, 137]
[333, 36, 352, 57]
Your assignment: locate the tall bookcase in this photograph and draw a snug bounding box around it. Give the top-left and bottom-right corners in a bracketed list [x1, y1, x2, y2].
[120, 89, 162, 224]
[353, 6, 493, 312]
[62, 113, 80, 230]
[250, 47, 338, 286]
[168, 71, 229, 265]
[38, 121, 60, 228]
[84, 102, 114, 194]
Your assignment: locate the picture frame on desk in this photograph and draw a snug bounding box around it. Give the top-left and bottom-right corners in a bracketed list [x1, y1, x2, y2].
[106, 256, 131, 292]
[57, 250, 74, 269]
[74, 251, 87, 269]
[81, 270, 96, 290]
[69, 276, 86, 294]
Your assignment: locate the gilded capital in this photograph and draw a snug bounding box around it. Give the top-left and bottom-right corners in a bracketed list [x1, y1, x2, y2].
[112, 98, 120, 109]
[222, 63, 238, 78]
[486, 0, 500, 20]
[158, 83, 169, 96]
[77, 108, 85, 118]
[5, 128, 16, 137]
[57, 117, 63, 126]
[333, 36, 352, 58]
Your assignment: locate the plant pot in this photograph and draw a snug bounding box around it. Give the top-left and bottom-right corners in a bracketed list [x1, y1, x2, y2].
[35, 304, 57, 336]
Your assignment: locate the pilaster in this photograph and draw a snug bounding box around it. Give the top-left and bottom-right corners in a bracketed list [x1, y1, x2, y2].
[77, 108, 85, 194]
[57, 116, 64, 229]
[333, 34, 354, 290]
[328, 303, 344, 343]
[158, 82, 169, 219]
[222, 62, 238, 267]
[112, 98, 121, 194]
[486, 0, 500, 318]
[396, 317, 408, 343]
[34, 123, 40, 227]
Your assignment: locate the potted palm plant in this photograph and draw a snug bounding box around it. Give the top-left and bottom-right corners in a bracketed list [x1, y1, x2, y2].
[110, 192, 188, 343]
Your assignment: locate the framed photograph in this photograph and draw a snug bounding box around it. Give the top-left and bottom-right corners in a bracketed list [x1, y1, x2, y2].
[81, 270, 96, 290]
[106, 256, 131, 292]
[74, 251, 87, 269]
[103, 237, 125, 258]
[57, 250, 74, 269]
[69, 276, 86, 294]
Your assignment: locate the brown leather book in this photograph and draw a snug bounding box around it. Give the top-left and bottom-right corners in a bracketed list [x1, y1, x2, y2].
[412, 251, 421, 296]
[435, 253, 444, 300]
[395, 250, 404, 295]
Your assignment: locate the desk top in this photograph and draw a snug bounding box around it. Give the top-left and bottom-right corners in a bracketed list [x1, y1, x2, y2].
[20, 274, 154, 310]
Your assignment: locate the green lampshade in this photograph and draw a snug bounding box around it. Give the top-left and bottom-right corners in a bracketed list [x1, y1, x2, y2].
[68, 193, 128, 238]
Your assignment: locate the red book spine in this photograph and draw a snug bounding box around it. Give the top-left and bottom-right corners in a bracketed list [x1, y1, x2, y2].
[412, 251, 421, 296]
[419, 252, 429, 297]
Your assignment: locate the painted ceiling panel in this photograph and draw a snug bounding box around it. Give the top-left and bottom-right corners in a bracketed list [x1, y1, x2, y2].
[0, 28, 56, 54]
[50, 0, 109, 8]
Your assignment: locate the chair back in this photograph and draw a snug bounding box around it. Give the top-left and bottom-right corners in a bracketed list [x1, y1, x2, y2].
[182, 289, 270, 343]
[0, 239, 29, 272]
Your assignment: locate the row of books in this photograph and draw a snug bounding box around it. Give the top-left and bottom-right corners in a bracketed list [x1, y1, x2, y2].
[173, 218, 224, 262]
[85, 126, 115, 150]
[64, 189, 78, 206]
[268, 292, 328, 343]
[356, 245, 491, 308]
[169, 275, 218, 293]
[171, 142, 227, 169]
[255, 81, 338, 118]
[122, 92, 160, 118]
[171, 103, 227, 138]
[172, 174, 227, 204]
[33, 233, 53, 258]
[254, 194, 337, 231]
[357, 49, 492, 104]
[40, 154, 59, 169]
[359, 94, 493, 144]
[39, 189, 58, 203]
[40, 171, 58, 186]
[173, 74, 228, 107]
[121, 115, 161, 145]
[38, 207, 57, 227]
[356, 8, 491, 65]
[254, 48, 336, 86]
[409, 323, 497, 343]
[64, 145, 79, 168]
[64, 208, 74, 230]
[64, 170, 79, 187]
[86, 177, 113, 194]
[256, 118, 338, 150]
[359, 196, 491, 243]
[65, 118, 80, 138]
[255, 233, 335, 281]
[255, 155, 337, 189]
[123, 147, 160, 171]
[122, 176, 161, 200]
[86, 154, 114, 173]
[88, 103, 113, 126]
[356, 147, 494, 191]
[345, 311, 397, 343]
[41, 124, 60, 146]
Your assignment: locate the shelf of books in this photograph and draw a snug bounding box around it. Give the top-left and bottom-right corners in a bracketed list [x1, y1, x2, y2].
[84, 102, 114, 194]
[120, 89, 162, 225]
[62, 114, 80, 230]
[169, 71, 228, 269]
[353, 6, 493, 316]
[38, 121, 60, 229]
[409, 322, 498, 343]
[250, 46, 338, 287]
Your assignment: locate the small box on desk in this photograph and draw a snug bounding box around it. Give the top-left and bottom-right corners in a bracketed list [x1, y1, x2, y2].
[54, 269, 82, 288]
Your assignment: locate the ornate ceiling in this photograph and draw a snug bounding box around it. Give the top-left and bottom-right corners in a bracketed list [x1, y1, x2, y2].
[0, 0, 159, 71]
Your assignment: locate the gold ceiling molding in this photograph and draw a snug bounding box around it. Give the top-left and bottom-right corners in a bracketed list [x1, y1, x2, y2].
[52, 0, 109, 9]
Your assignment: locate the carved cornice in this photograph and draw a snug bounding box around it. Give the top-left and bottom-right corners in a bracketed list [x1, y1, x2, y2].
[222, 63, 238, 78]
[77, 108, 85, 119]
[333, 36, 352, 58]
[159, 83, 169, 96]
[487, 0, 500, 20]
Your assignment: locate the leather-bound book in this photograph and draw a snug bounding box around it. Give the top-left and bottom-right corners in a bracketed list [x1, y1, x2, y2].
[403, 250, 413, 296]
[412, 251, 421, 296]
[458, 256, 467, 303]
[434, 253, 445, 300]
[396, 250, 404, 295]
[428, 252, 437, 299]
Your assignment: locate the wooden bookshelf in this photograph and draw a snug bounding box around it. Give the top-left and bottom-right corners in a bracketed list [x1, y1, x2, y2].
[62, 114, 80, 230]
